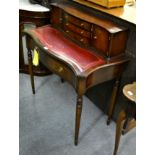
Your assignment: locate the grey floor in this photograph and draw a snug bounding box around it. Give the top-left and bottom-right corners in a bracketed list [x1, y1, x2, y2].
[19, 73, 136, 155]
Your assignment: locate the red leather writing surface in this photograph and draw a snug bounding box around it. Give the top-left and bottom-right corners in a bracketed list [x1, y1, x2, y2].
[31, 25, 105, 72]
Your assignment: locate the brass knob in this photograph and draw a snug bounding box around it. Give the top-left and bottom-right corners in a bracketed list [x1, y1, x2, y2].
[80, 23, 84, 27]
[65, 15, 68, 19]
[80, 31, 84, 34]
[59, 18, 62, 22]
[66, 30, 69, 33]
[58, 67, 63, 72]
[66, 23, 69, 26]
[80, 38, 84, 42]
[93, 36, 97, 39]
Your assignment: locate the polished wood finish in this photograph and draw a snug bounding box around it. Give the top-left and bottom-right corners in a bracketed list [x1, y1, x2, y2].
[113, 82, 136, 155]
[50, 3, 128, 59]
[19, 9, 51, 75]
[107, 78, 120, 125]
[24, 1, 130, 145]
[63, 25, 90, 46]
[75, 96, 83, 145]
[63, 13, 91, 31]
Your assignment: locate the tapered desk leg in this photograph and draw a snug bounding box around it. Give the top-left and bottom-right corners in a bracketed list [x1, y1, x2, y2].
[28, 49, 35, 94]
[74, 95, 83, 145]
[113, 110, 126, 155]
[107, 78, 120, 125]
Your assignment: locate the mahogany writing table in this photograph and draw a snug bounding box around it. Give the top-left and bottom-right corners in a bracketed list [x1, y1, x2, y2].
[24, 1, 130, 145]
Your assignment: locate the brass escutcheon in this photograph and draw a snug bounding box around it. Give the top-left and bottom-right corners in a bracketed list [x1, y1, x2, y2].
[58, 67, 63, 72]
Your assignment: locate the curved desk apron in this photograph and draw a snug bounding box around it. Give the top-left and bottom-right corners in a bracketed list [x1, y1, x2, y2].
[19, 0, 51, 75]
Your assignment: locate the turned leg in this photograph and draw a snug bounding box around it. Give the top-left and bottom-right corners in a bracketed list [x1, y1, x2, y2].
[107, 78, 120, 125]
[113, 110, 126, 155]
[28, 49, 35, 94]
[74, 95, 83, 145]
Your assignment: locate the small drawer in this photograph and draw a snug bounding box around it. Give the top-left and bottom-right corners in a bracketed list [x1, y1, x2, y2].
[64, 28, 89, 46]
[64, 22, 91, 38]
[51, 60, 69, 78]
[92, 25, 110, 56]
[63, 13, 91, 31]
[92, 25, 128, 57]
[39, 50, 75, 86]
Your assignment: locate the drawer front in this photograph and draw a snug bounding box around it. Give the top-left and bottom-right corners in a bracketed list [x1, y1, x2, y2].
[110, 31, 128, 56]
[63, 22, 91, 38]
[63, 26, 90, 46]
[63, 13, 91, 31]
[92, 25, 128, 57]
[39, 50, 76, 87]
[51, 7, 62, 26]
[92, 25, 110, 57]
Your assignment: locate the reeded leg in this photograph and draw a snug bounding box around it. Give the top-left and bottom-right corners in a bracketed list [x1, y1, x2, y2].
[74, 95, 83, 145]
[113, 110, 126, 155]
[28, 49, 35, 94]
[107, 78, 120, 125]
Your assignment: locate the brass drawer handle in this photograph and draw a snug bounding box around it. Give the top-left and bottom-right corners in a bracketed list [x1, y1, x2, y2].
[80, 38, 84, 42]
[80, 23, 84, 27]
[93, 36, 97, 39]
[59, 18, 63, 23]
[66, 30, 69, 33]
[66, 23, 69, 26]
[80, 30, 84, 34]
[65, 15, 68, 19]
[58, 67, 63, 72]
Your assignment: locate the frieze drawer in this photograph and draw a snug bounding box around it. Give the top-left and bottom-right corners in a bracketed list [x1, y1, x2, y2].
[39, 49, 76, 86]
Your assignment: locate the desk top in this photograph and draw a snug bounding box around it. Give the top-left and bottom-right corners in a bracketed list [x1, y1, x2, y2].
[73, 0, 136, 24]
[19, 0, 50, 12]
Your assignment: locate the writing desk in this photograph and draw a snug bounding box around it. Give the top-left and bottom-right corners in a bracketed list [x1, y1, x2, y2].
[24, 1, 130, 145]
